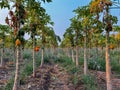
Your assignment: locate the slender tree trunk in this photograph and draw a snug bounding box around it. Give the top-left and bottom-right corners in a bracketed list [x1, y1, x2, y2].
[84, 32, 87, 75]
[76, 45, 79, 66]
[72, 47, 75, 62]
[33, 36, 36, 77]
[118, 41, 120, 64]
[0, 41, 4, 66]
[106, 31, 112, 90]
[67, 48, 70, 58]
[75, 31, 79, 67]
[65, 48, 67, 56]
[12, 46, 20, 90]
[41, 48, 44, 67]
[96, 44, 98, 60]
[52, 47, 54, 56]
[1, 48, 3, 66]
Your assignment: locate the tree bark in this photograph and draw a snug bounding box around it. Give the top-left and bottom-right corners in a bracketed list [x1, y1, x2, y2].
[0, 41, 4, 66]
[41, 48, 44, 67]
[84, 32, 87, 75]
[12, 46, 20, 90]
[95, 46, 99, 61]
[33, 36, 36, 77]
[75, 31, 79, 67]
[106, 31, 112, 90]
[72, 47, 75, 62]
[76, 45, 79, 66]
[1, 48, 3, 66]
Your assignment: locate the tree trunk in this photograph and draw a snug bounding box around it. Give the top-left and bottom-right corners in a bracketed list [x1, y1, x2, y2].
[65, 48, 67, 56]
[84, 33, 87, 75]
[95, 45, 98, 61]
[1, 48, 3, 66]
[106, 31, 112, 90]
[0, 41, 4, 66]
[41, 48, 44, 67]
[76, 45, 79, 66]
[67, 48, 70, 58]
[75, 31, 79, 67]
[118, 41, 120, 64]
[51, 47, 54, 56]
[72, 47, 75, 62]
[33, 36, 36, 77]
[12, 46, 20, 90]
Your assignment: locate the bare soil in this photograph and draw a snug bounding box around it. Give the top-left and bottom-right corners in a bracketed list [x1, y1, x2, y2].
[19, 64, 75, 90]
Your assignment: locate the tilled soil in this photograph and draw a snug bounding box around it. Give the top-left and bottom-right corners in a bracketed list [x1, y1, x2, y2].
[1, 62, 120, 90]
[91, 70, 120, 90]
[0, 63, 15, 90]
[19, 64, 75, 90]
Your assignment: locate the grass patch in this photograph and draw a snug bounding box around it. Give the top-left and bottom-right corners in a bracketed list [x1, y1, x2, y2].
[72, 76, 79, 85]
[111, 59, 120, 74]
[88, 58, 106, 71]
[23, 50, 32, 59]
[81, 74, 97, 90]
[22, 61, 33, 76]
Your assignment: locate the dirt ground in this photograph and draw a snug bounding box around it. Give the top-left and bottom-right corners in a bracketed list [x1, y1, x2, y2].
[0, 62, 120, 90]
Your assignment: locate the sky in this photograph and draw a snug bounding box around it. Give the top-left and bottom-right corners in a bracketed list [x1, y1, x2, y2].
[42, 0, 91, 38]
[0, 0, 120, 39]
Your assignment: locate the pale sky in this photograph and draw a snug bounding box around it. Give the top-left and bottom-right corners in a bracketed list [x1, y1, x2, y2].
[0, 8, 8, 25]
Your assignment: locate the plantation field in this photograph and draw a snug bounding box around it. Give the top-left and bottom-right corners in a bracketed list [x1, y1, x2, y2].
[0, 0, 120, 90]
[0, 48, 120, 90]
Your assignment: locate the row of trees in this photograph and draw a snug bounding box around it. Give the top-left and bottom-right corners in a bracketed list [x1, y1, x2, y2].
[61, 0, 120, 90]
[0, 0, 120, 90]
[0, 0, 61, 90]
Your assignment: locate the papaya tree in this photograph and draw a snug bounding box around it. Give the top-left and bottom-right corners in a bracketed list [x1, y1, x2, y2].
[24, 0, 53, 76]
[25, 0, 43, 77]
[39, 24, 54, 67]
[102, 2, 117, 90]
[5, 1, 26, 90]
[90, 0, 118, 89]
[70, 17, 82, 67]
[73, 6, 93, 75]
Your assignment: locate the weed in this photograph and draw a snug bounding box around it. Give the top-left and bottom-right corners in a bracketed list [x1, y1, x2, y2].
[3, 78, 14, 90]
[81, 74, 97, 90]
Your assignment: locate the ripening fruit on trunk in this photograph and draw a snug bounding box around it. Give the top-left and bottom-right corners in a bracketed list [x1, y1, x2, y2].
[34, 46, 40, 52]
[16, 39, 21, 46]
[109, 44, 114, 50]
